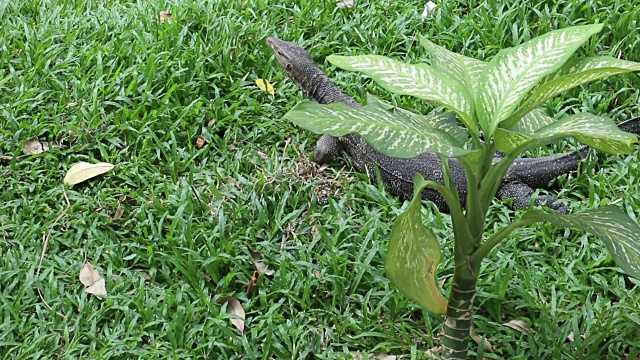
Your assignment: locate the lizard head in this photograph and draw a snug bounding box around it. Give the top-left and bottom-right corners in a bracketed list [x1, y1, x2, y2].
[266, 37, 316, 81]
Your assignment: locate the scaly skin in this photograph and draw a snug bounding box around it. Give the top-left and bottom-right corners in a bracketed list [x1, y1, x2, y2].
[267, 36, 640, 213]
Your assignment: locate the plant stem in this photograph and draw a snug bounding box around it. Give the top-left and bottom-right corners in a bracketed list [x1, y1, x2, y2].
[470, 218, 538, 267]
[441, 272, 478, 359]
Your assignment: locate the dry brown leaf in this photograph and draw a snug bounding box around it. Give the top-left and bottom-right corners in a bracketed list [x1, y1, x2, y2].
[113, 207, 124, 220]
[337, 0, 355, 8]
[247, 246, 274, 276]
[23, 137, 50, 155]
[312, 269, 325, 283]
[421, 1, 437, 17]
[283, 138, 291, 154]
[256, 78, 275, 95]
[65, 101, 79, 108]
[566, 332, 585, 343]
[470, 327, 493, 353]
[502, 319, 530, 335]
[196, 136, 206, 149]
[219, 296, 245, 333]
[159, 11, 172, 24]
[247, 269, 259, 297]
[425, 346, 441, 358]
[63, 162, 115, 185]
[79, 261, 107, 296]
[207, 118, 217, 127]
[0, 155, 14, 162]
[348, 351, 396, 360]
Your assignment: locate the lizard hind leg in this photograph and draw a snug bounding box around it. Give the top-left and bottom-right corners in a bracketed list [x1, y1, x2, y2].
[313, 134, 341, 164]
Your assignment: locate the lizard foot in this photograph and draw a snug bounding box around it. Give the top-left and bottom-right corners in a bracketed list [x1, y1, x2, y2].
[497, 181, 569, 214]
[535, 195, 569, 214]
[313, 134, 341, 165]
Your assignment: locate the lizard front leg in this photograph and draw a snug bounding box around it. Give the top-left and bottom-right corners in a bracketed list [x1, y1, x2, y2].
[313, 135, 342, 164]
[497, 181, 569, 214]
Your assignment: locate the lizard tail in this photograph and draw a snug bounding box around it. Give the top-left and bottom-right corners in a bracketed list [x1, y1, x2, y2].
[618, 116, 640, 135]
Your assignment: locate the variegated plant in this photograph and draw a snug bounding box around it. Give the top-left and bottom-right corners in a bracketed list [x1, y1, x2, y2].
[282, 24, 640, 359]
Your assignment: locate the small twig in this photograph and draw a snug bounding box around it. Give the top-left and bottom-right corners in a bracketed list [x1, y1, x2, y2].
[37, 188, 70, 276]
[36, 187, 71, 320]
[36, 287, 67, 320]
[190, 184, 204, 205]
[282, 138, 291, 156]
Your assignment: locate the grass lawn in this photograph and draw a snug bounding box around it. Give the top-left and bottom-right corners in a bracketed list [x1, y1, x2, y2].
[1, 0, 640, 358]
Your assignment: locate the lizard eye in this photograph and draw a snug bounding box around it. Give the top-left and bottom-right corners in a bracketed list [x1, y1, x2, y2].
[286, 64, 292, 72]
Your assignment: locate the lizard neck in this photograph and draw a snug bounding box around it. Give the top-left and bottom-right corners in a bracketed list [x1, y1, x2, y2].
[285, 61, 359, 107]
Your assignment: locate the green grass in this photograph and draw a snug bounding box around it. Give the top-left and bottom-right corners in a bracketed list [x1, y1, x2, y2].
[1, 0, 640, 358]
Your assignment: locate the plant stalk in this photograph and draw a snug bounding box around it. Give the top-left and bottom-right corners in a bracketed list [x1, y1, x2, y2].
[441, 272, 478, 359]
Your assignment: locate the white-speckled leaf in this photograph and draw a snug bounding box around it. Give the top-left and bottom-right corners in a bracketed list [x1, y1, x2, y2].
[327, 54, 476, 131]
[477, 24, 604, 136]
[509, 109, 557, 134]
[418, 34, 487, 97]
[495, 113, 638, 154]
[523, 206, 640, 279]
[284, 100, 478, 159]
[506, 57, 640, 127]
[385, 173, 447, 314]
[367, 94, 469, 145]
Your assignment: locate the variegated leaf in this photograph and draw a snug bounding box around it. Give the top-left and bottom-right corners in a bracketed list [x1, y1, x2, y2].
[509, 109, 557, 134]
[522, 206, 640, 279]
[327, 54, 476, 132]
[395, 108, 469, 146]
[284, 100, 478, 159]
[418, 34, 487, 97]
[385, 173, 448, 314]
[495, 112, 638, 155]
[367, 94, 469, 145]
[477, 24, 604, 136]
[506, 57, 640, 127]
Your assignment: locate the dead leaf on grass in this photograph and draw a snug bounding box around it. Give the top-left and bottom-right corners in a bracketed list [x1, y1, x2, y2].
[159, 11, 172, 24]
[470, 327, 493, 353]
[196, 136, 206, 149]
[566, 332, 585, 343]
[207, 118, 217, 127]
[337, 0, 355, 8]
[425, 346, 440, 358]
[247, 269, 260, 297]
[23, 137, 50, 155]
[256, 78, 275, 95]
[312, 269, 325, 283]
[502, 319, 530, 335]
[79, 261, 108, 296]
[421, 1, 437, 17]
[113, 207, 124, 220]
[219, 296, 245, 333]
[348, 351, 396, 360]
[63, 162, 115, 185]
[0, 155, 14, 162]
[247, 246, 274, 276]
